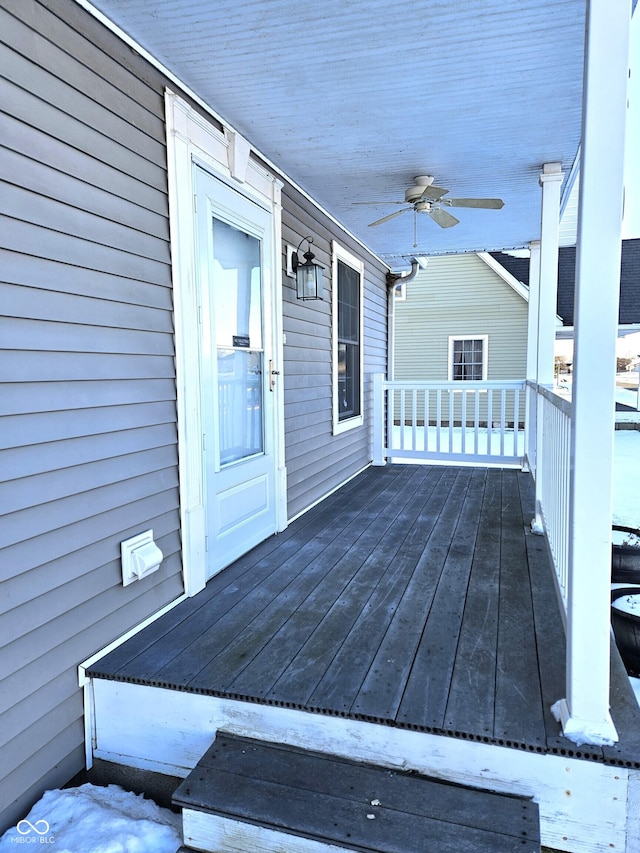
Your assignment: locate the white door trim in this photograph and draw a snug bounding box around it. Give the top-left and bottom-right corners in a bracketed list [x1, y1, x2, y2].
[165, 90, 286, 596]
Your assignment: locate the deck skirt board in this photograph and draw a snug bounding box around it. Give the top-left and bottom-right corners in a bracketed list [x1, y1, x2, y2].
[86, 465, 640, 765]
[173, 733, 541, 853]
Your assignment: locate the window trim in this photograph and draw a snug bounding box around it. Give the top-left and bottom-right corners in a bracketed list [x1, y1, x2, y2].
[447, 335, 489, 381]
[332, 241, 364, 434]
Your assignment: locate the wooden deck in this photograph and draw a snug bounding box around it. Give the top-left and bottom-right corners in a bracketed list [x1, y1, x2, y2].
[88, 464, 640, 768]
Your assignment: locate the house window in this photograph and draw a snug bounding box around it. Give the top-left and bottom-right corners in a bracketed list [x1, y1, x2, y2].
[448, 335, 488, 381]
[333, 242, 364, 432]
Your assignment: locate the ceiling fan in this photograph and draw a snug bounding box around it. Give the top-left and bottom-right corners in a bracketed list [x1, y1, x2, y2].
[357, 175, 504, 229]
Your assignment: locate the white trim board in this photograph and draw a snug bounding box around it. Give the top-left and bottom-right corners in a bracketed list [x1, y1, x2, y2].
[165, 91, 287, 596]
[89, 678, 630, 853]
[477, 251, 530, 301]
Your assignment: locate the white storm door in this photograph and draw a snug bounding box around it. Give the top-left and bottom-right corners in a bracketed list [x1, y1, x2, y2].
[195, 166, 278, 578]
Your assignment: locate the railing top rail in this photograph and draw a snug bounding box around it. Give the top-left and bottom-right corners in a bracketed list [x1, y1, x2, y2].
[526, 380, 572, 417]
[383, 379, 527, 391]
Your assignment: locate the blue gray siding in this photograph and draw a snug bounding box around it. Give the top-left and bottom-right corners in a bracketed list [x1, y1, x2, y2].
[0, 0, 389, 830]
[0, 0, 182, 831]
[281, 189, 388, 519]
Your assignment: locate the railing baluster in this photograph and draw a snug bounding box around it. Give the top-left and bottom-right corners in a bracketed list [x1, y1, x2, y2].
[412, 388, 417, 451]
[423, 389, 429, 452]
[474, 389, 480, 455]
[436, 390, 442, 452]
[461, 390, 467, 453]
[387, 386, 394, 456]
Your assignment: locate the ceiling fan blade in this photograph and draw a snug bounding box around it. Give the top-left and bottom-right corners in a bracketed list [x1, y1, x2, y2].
[428, 207, 459, 228]
[420, 185, 449, 201]
[368, 208, 412, 227]
[443, 197, 505, 209]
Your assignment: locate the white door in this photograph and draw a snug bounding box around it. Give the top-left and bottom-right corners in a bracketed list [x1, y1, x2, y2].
[195, 166, 279, 577]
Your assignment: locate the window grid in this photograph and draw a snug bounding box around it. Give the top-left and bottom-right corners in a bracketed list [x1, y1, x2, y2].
[451, 337, 486, 381]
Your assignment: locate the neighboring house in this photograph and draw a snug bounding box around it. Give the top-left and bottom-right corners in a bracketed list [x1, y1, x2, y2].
[393, 253, 529, 384]
[492, 239, 640, 359]
[0, 0, 388, 830]
[391, 253, 529, 430]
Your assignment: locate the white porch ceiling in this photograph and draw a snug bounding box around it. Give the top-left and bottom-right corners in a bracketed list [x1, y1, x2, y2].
[88, 0, 586, 269]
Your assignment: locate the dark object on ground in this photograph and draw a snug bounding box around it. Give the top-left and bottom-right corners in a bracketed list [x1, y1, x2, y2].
[611, 586, 640, 676]
[612, 525, 640, 583]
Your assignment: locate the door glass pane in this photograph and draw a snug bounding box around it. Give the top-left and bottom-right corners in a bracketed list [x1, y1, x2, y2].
[212, 217, 264, 465]
[212, 219, 262, 349]
[217, 349, 263, 465]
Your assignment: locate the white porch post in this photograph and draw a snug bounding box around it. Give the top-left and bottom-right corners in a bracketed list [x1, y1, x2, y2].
[554, 0, 630, 746]
[372, 373, 386, 466]
[531, 168, 562, 533]
[537, 163, 563, 387]
[526, 241, 541, 480]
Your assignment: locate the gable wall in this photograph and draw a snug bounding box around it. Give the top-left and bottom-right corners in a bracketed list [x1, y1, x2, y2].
[394, 254, 528, 382]
[0, 0, 388, 829]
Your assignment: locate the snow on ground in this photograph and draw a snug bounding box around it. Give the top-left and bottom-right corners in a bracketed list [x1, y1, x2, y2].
[0, 784, 182, 853]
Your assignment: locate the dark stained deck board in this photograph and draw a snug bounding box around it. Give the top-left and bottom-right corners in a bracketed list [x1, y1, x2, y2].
[395, 467, 487, 728]
[494, 471, 547, 746]
[95, 465, 409, 680]
[351, 466, 471, 720]
[273, 466, 475, 711]
[302, 468, 471, 714]
[225, 465, 450, 702]
[522, 476, 569, 750]
[443, 467, 502, 737]
[174, 733, 541, 853]
[182, 465, 434, 692]
[87, 465, 640, 765]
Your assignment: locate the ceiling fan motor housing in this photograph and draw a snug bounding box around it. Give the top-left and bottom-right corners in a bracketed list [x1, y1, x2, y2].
[405, 175, 435, 203]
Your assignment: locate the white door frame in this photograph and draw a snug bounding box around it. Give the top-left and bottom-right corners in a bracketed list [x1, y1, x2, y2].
[165, 91, 287, 596]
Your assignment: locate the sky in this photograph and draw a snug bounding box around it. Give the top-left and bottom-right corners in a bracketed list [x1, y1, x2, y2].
[623, 11, 640, 239]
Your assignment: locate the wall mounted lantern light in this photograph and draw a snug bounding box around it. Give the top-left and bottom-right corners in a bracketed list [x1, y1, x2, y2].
[292, 236, 324, 300]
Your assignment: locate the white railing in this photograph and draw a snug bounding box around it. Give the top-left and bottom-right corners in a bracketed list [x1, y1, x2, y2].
[373, 376, 527, 467]
[528, 381, 572, 609]
[372, 376, 573, 606]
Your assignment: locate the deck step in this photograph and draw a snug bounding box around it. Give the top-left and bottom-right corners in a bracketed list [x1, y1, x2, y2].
[173, 732, 540, 853]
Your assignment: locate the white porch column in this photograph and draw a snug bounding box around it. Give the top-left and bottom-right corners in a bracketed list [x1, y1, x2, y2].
[531, 169, 562, 532]
[526, 241, 541, 479]
[554, 0, 630, 746]
[372, 373, 386, 466]
[537, 163, 563, 386]
[526, 241, 542, 384]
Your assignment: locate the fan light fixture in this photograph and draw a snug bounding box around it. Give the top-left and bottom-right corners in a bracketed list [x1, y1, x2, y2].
[292, 237, 324, 300]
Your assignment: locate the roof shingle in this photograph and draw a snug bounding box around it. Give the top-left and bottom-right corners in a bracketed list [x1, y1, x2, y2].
[491, 238, 640, 325]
